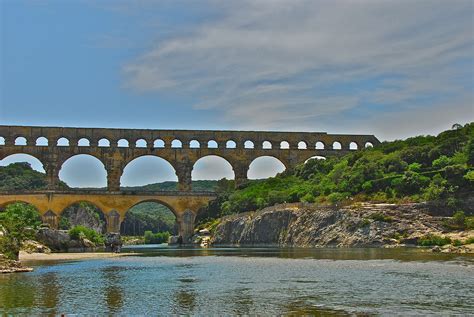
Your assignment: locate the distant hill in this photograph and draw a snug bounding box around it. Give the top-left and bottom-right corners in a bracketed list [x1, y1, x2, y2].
[121, 180, 219, 192]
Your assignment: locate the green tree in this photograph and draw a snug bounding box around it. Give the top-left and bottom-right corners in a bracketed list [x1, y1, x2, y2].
[0, 203, 41, 260]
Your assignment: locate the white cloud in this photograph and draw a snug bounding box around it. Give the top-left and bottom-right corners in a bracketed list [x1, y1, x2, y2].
[123, 0, 474, 139]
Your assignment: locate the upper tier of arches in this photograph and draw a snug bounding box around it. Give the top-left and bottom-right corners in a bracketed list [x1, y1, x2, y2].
[0, 126, 380, 152]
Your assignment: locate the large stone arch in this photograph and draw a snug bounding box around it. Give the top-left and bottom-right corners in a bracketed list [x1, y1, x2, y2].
[120, 154, 178, 188]
[0, 199, 52, 227]
[0, 200, 43, 212]
[124, 198, 178, 219]
[58, 200, 108, 232]
[0, 152, 46, 173]
[191, 155, 235, 181]
[58, 154, 108, 188]
[248, 155, 287, 179]
[55, 199, 109, 217]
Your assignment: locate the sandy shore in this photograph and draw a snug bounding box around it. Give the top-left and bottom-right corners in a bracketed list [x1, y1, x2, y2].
[19, 251, 135, 261]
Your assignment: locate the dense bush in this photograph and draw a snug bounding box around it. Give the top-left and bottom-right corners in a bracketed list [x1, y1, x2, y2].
[0, 203, 41, 260]
[69, 225, 104, 245]
[143, 231, 170, 244]
[443, 211, 474, 231]
[418, 234, 452, 246]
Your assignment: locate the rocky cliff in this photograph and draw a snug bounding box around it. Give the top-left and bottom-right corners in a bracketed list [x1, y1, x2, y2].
[212, 202, 469, 247]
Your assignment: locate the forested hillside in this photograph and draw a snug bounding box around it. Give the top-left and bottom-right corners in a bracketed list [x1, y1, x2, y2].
[122, 180, 218, 192]
[198, 123, 474, 222]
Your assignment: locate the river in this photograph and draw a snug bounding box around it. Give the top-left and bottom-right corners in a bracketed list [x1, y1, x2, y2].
[0, 246, 473, 315]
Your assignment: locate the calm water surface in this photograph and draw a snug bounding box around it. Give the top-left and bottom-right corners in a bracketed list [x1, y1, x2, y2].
[0, 246, 473, 316]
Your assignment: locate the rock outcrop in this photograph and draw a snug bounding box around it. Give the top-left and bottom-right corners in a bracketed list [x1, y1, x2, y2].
[104, 233, 122, 252]
[212, 202, 461, 247]
[0, 254, 33, 273]
[36, 227, 100, 251]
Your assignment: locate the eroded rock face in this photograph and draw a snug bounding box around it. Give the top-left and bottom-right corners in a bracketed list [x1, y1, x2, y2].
[212, 203, 448, 247]
[61, 204, 106, 233]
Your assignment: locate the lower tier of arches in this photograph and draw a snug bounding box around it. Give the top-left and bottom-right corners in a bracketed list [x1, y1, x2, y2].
[0, 192, 215, 242]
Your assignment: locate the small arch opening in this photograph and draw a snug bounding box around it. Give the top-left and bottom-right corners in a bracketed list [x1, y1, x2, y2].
[280, 141, 290, 149]
[189, 140, 200, 148]
[248, 156, 286, 179]
[121, 201, 177, 240]
[36, 137, 48, 146]
[226, 140, 237, 149]
[14, 137, 27, 146]
[207, 140, 218, 148]
[153, 139, 165, 148]
[136, 139, 147, 148]
[0, 137, 5, 145]
[171, 139, 182, 148]
[118, 139, 129, 148]
[332, 142, 342, 150]
[98, 138, 110, 147]
[57, 137, 70, 146]
[365, 142, 374, 148]
[298, 141, 307, 149]
[244, 140, 254, 149]
[78, 138, 90, 147]
[315, 141, 325, 150]
[262, 141, 272, 149]
[350, 142, 358, 150]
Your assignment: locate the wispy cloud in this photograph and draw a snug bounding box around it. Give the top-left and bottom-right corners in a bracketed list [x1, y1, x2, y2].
[123, 0, 474, 138]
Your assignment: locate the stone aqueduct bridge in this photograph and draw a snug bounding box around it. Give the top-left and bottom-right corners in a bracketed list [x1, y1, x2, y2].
[0, 125, 379, 240]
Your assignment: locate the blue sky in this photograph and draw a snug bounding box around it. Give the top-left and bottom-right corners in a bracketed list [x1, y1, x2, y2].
[1, 0, 473, 187]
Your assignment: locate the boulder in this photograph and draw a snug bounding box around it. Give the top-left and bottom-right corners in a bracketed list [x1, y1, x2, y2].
[81, 238, 95, 249]
[36, 228, 71, 251]
[22, 240, 51, 254]
[105, 233, 122, 252]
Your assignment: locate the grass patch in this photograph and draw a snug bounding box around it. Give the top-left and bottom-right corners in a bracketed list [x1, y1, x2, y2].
[418, 234, 452, 246]
[369, 213, 394, 223]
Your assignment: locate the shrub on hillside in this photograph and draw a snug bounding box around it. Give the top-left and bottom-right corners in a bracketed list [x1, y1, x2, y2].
[69, 225, 104, 245]
[418, 234, 451, 246]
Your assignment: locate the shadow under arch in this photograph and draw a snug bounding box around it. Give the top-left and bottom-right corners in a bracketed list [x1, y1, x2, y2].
[192, 155, 235, 180]
[0, 153, 46, 173]
[59, 154, 107, 189]
[120, 199, 178, 236]
[120, 155, 178, 188]
[248, 156, 286, 179]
